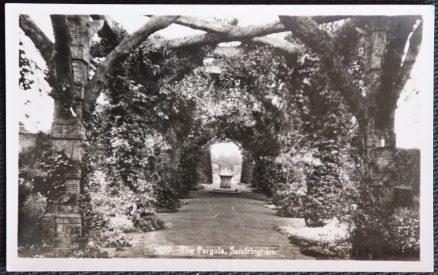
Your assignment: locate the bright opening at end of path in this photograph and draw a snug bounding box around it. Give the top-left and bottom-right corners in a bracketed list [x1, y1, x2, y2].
[210, 142, 242, 185]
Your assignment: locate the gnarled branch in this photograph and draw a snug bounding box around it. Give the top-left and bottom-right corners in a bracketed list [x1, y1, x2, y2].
[19, 15, 55, 65]
[160, 20, 287, 49]
[90, 15, 122, 44]
[252, 36, 304, 55]
[160, 17, 303, 55]
[163, 16, 352, 50]
[378, 16, 420, 114]
[50, 15, 72, 91]
[94, 15, 347, 43]
[175, 16, 234, 33]
[395, 20, 423, 96]
[83, 16, 179, 115]
[19, 15, 56, 84]
[313, 16, 350, 24]
[279, 16, 367, 126]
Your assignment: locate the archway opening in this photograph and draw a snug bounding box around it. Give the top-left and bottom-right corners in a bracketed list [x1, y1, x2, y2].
[210, 142, 242, 186]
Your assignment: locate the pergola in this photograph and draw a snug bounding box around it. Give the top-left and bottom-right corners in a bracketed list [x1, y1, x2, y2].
[19, 14, 422, 258]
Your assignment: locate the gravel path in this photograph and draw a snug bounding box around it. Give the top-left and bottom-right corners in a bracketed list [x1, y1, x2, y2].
[108, 188, 313, 259]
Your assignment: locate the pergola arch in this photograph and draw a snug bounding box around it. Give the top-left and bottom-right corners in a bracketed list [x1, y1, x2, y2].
[197, 136, 252, 186]
[19, 13, 423, 259]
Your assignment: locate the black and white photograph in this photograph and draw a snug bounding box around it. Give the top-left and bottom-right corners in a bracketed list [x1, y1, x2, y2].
[6, 4, 434, 272]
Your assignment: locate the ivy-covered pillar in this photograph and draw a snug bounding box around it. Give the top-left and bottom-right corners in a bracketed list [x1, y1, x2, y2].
[278, 15, 421, 259]
[197, 147, 213, 184]
[240, 149, 254, 184]
[40, 15, 97, 256]
[352, 17, 401, 259]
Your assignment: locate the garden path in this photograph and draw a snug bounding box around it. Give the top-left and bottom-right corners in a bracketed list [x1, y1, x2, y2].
[107, 185, 313, 259]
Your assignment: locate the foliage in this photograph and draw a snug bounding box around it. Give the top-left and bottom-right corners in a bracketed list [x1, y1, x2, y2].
[19, 43, 36, 91]
[19, 131, 52, 178]
[153, 167, 183, 211]
[394, 149, 420, 193]
[37, 149, 77, 203]
[387, 206, 420, 257]
[19, 38, 49, 92]
[85, 35, 199, 236]
[18, 180, 47, 247]
[18, 132, 51, 249]
[352, 169, 420, 259]
[273, 181, 306, 218]
[79, 169, 133, 254]
[252, 158, 284, 196]
[127, 202, 165, 231]
[266, 41, 361, 226]
[18, 132, 81, 255]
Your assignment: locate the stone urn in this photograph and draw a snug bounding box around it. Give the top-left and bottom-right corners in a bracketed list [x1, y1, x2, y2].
[219, 174, 233, 188]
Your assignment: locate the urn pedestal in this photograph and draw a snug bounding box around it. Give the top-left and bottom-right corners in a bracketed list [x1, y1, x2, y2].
[219, 175, 233, 188]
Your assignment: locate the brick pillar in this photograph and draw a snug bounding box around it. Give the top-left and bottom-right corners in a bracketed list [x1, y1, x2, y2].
[365, 19, 398, 205]
[40, 15, 95, 256]
[352, 18, 401, 259]
[40, 100, 85, 255]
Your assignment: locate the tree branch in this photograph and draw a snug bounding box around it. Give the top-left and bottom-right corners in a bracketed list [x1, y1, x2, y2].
[174, 16, 234, 33]
[98, 14, 344, 42]
[92, 15, 303, 58]
[252, 36, 304, 55]
[379, 16, 419, 111]
[90, 15, 122, 43]
[158, 17, 302, 55]
[19, 15, 55, 65]
[19, 15, 56, 84]
[279, 16, 367, 126]
[395, 20, 423, 96]
[159, 20, 287, 49]
[312, 16, 351, 24]
[50, 15, 73, 95]
[83, 16, 179, 115]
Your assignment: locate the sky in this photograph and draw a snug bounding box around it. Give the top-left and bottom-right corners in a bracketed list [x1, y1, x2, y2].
[210, 142, 242, 160]
[18, 14, 424, 149]
[27, 14, 283, 42]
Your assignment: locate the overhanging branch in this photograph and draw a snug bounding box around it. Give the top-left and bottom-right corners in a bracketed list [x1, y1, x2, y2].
[90, 15, 123, 43]
[157, 17, 303, 55]
[19, 15, 55, 65]
[83, 16, 179, 115]
[279, 16, 367, 126]
[395, 20, 423, 96]
[159, 20, 287, 49]
[19, 15, 56, 83]
[252, 36, 304, 55]
[173, 16, 234, 33]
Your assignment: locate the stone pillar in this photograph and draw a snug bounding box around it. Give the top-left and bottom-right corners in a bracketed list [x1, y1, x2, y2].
[40, 15, 95, 256]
